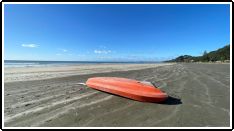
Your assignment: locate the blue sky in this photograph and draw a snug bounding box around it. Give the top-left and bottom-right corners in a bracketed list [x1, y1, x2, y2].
[4, 4, 230, 61]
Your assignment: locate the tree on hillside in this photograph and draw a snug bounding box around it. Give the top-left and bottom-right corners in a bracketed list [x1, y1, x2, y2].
[202, 50, 209, 62]
[203, 50, 207, 56]
[166, 45, 230, 63]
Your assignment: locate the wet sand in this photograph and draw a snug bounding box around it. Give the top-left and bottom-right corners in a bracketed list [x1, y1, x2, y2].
[4, 63, 230, 127]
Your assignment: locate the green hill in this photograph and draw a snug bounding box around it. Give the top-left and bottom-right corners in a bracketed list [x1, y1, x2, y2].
[166, 45, 230, 62]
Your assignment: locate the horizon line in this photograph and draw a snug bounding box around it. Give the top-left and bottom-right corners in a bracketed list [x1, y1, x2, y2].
[4, 59, 165, 62]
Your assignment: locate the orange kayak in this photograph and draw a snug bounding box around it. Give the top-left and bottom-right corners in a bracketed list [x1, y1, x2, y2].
[86, 77, 168, 103]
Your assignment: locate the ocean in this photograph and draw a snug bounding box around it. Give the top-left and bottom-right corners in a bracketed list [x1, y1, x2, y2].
[4, 60, 161, 68]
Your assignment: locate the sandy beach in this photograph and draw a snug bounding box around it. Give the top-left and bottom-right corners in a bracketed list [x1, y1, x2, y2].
[4, 63, 173, 83]
[4, 63, 230, 127]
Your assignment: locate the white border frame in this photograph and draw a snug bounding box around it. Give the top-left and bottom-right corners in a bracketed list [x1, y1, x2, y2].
[2, 2, 232, 129]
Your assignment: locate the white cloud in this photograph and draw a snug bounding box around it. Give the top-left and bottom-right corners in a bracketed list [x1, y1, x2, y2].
[62, 49, 68, 52]
[94, 50, 111, 54]
[56, 53, 62, 56]
[58, 48, 68, 52]
[21, 44, 38, 48]
[77, 54, 86, 57]
[99, 45, 106, 49]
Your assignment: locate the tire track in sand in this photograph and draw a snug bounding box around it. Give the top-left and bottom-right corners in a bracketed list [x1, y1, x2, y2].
[188, 70, 212, 105]
[5, 91, 99, 125]
[82, 102, 136, 126]
[33, 95, 113, 127]
[150, 64, 188, 126]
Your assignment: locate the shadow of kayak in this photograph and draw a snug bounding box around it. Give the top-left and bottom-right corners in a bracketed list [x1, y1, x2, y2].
[161, 96, 182, 105]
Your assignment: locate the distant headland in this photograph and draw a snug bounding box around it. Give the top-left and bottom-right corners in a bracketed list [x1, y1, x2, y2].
[165, 45, 230, 63]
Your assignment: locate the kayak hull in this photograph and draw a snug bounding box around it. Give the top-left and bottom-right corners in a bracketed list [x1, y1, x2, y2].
[86, 77, 168, 103]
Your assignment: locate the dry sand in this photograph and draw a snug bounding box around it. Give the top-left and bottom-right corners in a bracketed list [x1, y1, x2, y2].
[4, 63, 230, 127]
[4, 63, 173, 83]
